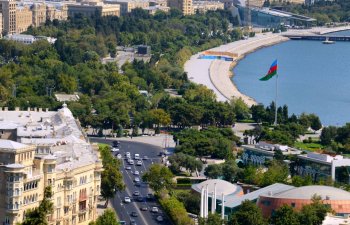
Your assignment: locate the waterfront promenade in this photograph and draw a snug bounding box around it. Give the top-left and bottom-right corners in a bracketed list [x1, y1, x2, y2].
[184, 26, 350, 106]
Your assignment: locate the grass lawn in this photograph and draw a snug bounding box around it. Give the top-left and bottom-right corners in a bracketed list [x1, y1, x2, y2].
[98, 143, 110, 149]
[294, 142, 324, 151]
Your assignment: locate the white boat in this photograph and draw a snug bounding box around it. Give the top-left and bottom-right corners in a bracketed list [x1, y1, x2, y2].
[323, 37, 335, 44]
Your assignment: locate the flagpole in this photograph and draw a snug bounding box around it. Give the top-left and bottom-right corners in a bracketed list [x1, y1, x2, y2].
[274, 74, 278, 126]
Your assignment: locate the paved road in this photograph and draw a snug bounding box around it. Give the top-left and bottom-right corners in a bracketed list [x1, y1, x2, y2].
[90, 138, 170, 225]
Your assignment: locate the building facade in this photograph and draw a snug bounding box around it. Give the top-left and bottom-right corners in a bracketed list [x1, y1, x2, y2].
[192, 1, 224, 14]
[167, 0, 193, 15]
[105, 0, 149, 15]
[68, 1, 120, 17]
[15, 4, 32, 33]
[0, 105, 102, 225]
[0, 0, 17, 34]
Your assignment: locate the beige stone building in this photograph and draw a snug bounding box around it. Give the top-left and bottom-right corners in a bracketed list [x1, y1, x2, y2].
[0, 105, 102, 225]
[167, 0, 193, 15]
[68, 1, 120, 17]
[46, 4, 68, 21]
[192, 1, 224, 13]
[15, 4, 32, 33]
[105, 0, 149, 15]
[0, 0, 17, 34]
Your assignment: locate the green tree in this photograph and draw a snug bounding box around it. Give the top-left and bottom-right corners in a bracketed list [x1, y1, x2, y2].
[199, 213, 223, 225]
[231, 97, 250, 121]
[143, 164, 174, 193]
[309, 114, 322, 133]
[222, 160, 242, 183]
[270, 205, 300, 225]
[204, 163, 223, 179]
[228, 200, 267, 225]
[92, 209, 119, 225]
[21, 186, 53, 225]
[320, 126, 337, 146]
[299, 195, 332, 225]
[261, 160, 289, 187]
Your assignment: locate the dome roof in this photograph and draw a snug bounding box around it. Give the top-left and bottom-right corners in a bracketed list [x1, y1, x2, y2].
[192, 179, 242, 196]
[272, 185, 350, 200]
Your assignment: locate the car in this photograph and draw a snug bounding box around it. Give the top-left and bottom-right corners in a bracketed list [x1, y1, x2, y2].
[136, 196, 144, 202]
[111, 147, 119, 152]
[133, 170, 139, 176]
[125, 152, 131, 157]
[156, 215, 163, 222]
[140, 205, 148, 211]
[151, 207, 159, 213]
[134, 177, 140, 182]
[124, 196, 131, 203]
[125, 166, 132, 170]
[134, 181, 141, 187]
[134, 153, 140, 160]
[133, 191, 140, 196]
[146, 193, 153, 199]
[143, 156, 149, 160]
[128, 160, 135, 165]
[136, 160, 142, 166]
[130, 219, 137, 225]
[112, 140, 120, 147]
[116, 153, 122, 159]
[119, 221, 126, 225]
[131, 211, 138, 217]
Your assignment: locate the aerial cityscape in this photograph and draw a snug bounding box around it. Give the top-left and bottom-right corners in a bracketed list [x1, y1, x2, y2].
[0, 0, 349, 224]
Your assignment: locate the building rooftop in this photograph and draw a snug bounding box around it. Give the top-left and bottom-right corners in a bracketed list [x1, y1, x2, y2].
[6, 163, 25, 169]
[55, 93, 80, 102]
[192, 179, 243, 196]
[0, 140, 29, 150]
[262, 185, 350, 200]
[223, 183, 294, 207]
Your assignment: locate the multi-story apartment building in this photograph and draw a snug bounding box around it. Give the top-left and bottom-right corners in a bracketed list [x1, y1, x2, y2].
[0, 0, 17, 34]
[192, 1, 224, 13]
[0, 0, 68, 34]
[15, 4, 32, 33]
[167, 0, 193, 15]
[0, 104, 103, 225]
[68, 1, 120, 17]
[105, 0, 149, 15]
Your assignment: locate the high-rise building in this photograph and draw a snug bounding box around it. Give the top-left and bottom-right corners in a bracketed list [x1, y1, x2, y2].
[0, 105, 103, 225]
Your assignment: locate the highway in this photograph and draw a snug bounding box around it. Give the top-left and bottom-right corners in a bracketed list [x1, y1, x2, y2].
[90, 138, 171, 225]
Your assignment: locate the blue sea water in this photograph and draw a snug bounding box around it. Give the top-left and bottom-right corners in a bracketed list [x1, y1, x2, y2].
[232, 30, 350, 125]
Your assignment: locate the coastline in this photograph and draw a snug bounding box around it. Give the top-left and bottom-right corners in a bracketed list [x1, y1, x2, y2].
[184, 26, 350, 107]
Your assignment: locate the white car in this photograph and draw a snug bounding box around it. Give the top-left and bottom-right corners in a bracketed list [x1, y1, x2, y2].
[134, 171, 140, 176]
[151, 207, 159, 213]
[128, 159, 135, 165]
[111, 148, 119, 152]
[134, 153, 140, 160]
[125, 152, 131, 157]
[136, 160, 142, 166]
[124, 196, 131, 203]
[116, 154, 122, 159]
[134, 177, 140, 182]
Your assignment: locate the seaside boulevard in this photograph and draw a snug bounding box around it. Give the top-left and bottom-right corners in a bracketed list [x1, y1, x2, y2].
[184, 26, 350, 106]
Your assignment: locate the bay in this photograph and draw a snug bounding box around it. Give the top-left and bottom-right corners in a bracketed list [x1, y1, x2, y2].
[233, 31, 350, 125]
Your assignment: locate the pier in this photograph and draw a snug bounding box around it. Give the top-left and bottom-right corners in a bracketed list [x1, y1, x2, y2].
[284, 35, 350, 42]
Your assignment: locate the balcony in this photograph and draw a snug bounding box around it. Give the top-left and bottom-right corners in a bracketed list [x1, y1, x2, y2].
[79, 195, 87, 202]
[78, 208, 87, 214]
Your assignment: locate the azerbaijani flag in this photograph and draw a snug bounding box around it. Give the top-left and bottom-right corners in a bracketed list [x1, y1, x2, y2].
[259, 60, 278, 81]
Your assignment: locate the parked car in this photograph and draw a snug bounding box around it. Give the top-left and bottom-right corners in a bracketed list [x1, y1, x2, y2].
[133, 191, 140, 196]
[119, 221, 126, 225]
[134, 177, 140, 182]
[136, 160, 142, 166]
[143, 156, 149, 160]
[131, 211, 138, 217]
[146, 193, 153, 199]
[134, 153, 140, 160]
[116, 154, 122, 159]
[128, 159, 135, 165]
[130, 219, 136, 225]
[112, 140, 120, 147]
[136, 196, 143, 202]
[125, 152, 131, 157]
[135, 181, 141, 187]
[133, 170, 139, 176]
[124, 196, 131, 203]
[125, 166, 132, 170]
[111, 148, 119, 152]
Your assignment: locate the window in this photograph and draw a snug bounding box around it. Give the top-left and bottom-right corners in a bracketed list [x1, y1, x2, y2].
[291, 202, 296, 208]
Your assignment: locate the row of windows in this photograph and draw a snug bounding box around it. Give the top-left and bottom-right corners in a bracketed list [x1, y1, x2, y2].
[24, 181, 38, 191]
[19, 151, 32, 161]
[23, 194, 38, 205]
